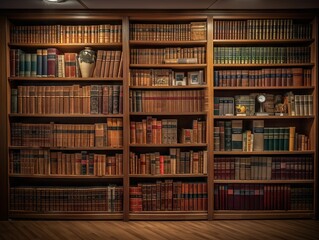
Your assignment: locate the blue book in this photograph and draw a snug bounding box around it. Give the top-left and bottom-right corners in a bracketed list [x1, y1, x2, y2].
[42, 49, 48, 77]
[36, 49, 42, 77]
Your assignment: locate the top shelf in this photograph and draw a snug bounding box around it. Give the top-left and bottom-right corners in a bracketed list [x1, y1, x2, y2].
[8, 43, 122, 51]
[129, 40, 207, 46]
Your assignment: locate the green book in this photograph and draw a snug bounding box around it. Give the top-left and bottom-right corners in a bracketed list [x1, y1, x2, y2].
[231, 120, 243, 151]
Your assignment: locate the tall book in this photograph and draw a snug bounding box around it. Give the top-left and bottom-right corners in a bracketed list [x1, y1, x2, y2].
[252, 120, 264, 151]
[64, 53, 77, 78]
[47, 48, 59, 77]
[231, 120, 243, 151]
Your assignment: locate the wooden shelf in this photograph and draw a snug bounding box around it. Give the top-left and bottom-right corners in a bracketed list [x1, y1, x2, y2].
[9, 174, 124, 179]
[130, 143, 207, 147]
[213, 63, 315, 68]
[129, 211, 208, 220]
[130, 40, 207, 46]
[9, 212, 123, 220]
[130, 64, 206, 69]
[9, 114, 124, 118]
[213, 39, 315, 45]
[214, 179, 314, 184]
[214, 86, 315, 91]
[130, 112, 207, 116]
[213, 151, 315, 155]
[213, 210, 314, 220]
[129, 174, 207, 178]
[213, 115, 315, 120]
[8, 77, 123, 81]
[8, 43, 122, 52]
[9, 146, 124, 150]
[129, 85, 207, 89]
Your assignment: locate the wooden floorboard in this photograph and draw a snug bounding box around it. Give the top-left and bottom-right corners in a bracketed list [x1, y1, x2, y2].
[0, 220, 318, 240]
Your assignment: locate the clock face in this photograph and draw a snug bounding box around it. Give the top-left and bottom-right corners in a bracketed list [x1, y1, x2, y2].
[257, 94, 266, 103]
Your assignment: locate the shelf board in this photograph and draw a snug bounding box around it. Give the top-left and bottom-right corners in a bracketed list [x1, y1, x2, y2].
[214, 180, 314, 184]
[213, 63, 315, 68]
[129, 85, 207, 89]
[9, 174, 124, 179]
[9, 212, 123, 220]
[8, 42, 122, 51]
[130, 64, 206, 69]
[130, 112, 207, 116]
[213, 151, 315, 155]
[213, 210, 314, 220]
[9, 146, 124, 150]
[130, 40, 207, 46]
[213, 39, 315, 45]
[129, 211, 208, 220]
[9, 114, 124, 118]
[129, 174, 207, 178]
[214, 86, 315, 91]
[213, 115, 315, 120]
[8, 77, 123, 81]
[130, 143, 207, 147]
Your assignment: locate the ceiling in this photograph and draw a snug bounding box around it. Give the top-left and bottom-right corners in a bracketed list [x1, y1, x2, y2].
[0, 0, 319, 10]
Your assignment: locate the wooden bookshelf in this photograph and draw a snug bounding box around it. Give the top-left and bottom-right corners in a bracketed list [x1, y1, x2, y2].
[211, 14, 317, 219]
[0, 11, 317, 221]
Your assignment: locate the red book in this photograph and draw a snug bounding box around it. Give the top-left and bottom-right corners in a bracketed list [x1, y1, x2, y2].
[159, 155, 164, 174]
[47, 48, 59, 77]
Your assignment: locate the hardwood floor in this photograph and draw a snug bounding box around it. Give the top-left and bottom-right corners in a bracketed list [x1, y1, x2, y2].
[0, 220, 318, 240]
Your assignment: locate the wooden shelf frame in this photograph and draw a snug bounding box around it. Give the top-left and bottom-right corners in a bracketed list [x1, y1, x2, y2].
[0, 10, 317, 221]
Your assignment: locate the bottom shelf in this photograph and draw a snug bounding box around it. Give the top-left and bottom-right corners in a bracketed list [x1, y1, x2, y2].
[9, 211, 123, 220]
[213, 210, 314, 219]
[129, 211, 208, 220]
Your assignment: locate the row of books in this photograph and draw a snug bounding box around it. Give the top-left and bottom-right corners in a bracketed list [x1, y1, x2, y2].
[10, 24, 122, 44]
[129, 181, 208, 212]
[214, 184, 313, 210]
[214, 156, 313, 180]
[10, 49, 123, 78]
[130, 69, 205, 86]
[11, 85, 123, 115]
[129, 149, 207, 175]
[214, 120, 310, 152]
[213, 19, 312, 40]
[130, 90, 206, 113]
[10, 186, 123, 212]
[213, 46, 311, 64]
[214, 93, 313, 116]
[130, 117, 206, 144]
[11, 120, 123, 148]
[213, 68, 312, 87]
[93, 50, 123, 78]
[129, 22, 206, 41]
[130, 47, 206, 64]
[9, 149, 123, 176]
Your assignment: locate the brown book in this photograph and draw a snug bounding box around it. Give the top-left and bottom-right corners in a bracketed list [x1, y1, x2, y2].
[108, 51, 115, 78]
[112, 51, 122, 78]
[95, 123, 105, 148]
[292, 68, 303, 86]
[93, 50, 103, 77]
[117, 51, 123, 78]
[103, 51, 112, 78]
[252, 120, 264, 151]
[64, 53, 77, 77]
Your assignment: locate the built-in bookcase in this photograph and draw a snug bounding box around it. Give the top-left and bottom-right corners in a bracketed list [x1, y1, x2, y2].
[0, 11, 317, 221]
